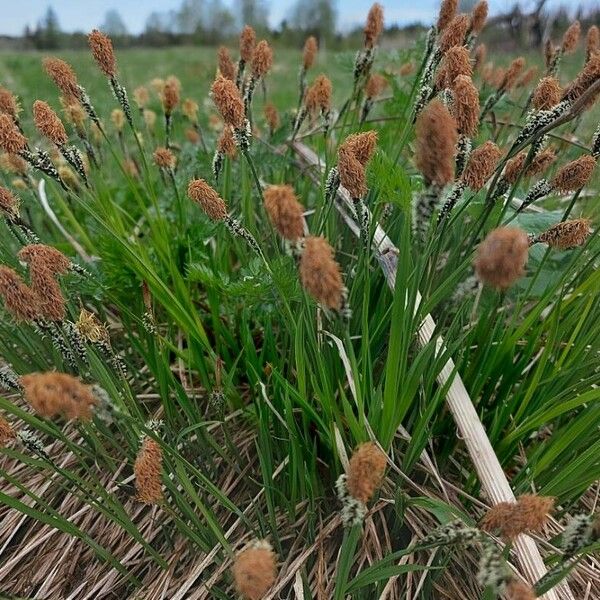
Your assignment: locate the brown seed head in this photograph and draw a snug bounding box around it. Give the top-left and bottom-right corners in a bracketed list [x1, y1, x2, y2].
[111, 108, 125, 131]
[135, 436, 163, 504]
[551, 155, 596, 192]
[217, 46, 236, 81]
[346, 441, 387, 503]
[299, 236, 344, 310]
[302, 36, 318, 70]
[251, 40, 273, 78]
[188, 179, 228, 221]
[399, 61, 415, 76]
[240, 25, 256, 63]
[343, 131, 378, 166]
[338, 145, 367, 199]
[0, 152, 28, 176]
[217, 126, 237, 158]
[505, 579, 537, 600]
[0, 186, 20, 221]
[185, 127, 200, 144]
[500, 57, 525, 91]
[439, 14, 470, 54]
[586, 25, 600, 63]
[364, 3, 384, 49]
[211, 76, 245, 129]
[0, 416, 15, 446]
[0, 114, 27, 154]
[233, 540, 277, 600]
[451, 75, 479, 137]
[470, 1, 488, 35]
[264, 184, 305, 241]
[438, 46, 472, 89]
[503, 152, 527, 184]
[264, 102, 279, 132]
[182, 98, 199, 123]
[526, 147, 556, 177]
[0, 86, 20, 118]
[474, 43, 487, 71]
[437, 0, 458, 32]
[76, 308, 109, 343]
[365, 74, 388, 99]
[474, 227, 529, 290]
[532, 76, 562, 110]
[536, 218, 592, 250]
[88, 29, 116, 78]
[133, 86, 149, 109]
[461, 141, 501, 190]
[308, 74, 332, 113]
[33, 100, 68, 146]
[562, 54, 600, 104]
[480, 494, 554, 539]
[153, 147, 176, 170]
[0, 266, 40, 321]
[21, 372, 97, 421]
[162, 80, 180, 115]
[517, 66, 538, 88]
[18, 243, 71, 274]
[415, 99, 457, 186]
[561, 21, 581, 54]
[43, 57, 81, 103]
[61, 100, 86, 129]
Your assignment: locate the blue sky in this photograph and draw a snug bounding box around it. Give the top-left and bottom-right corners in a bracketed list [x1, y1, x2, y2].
[0, 0, 593, 36]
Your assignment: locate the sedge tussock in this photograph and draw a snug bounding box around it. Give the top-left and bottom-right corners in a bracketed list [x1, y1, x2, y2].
[474, 227, 529, 290]
[263, 184, 304, 242]
[299, 236, 344, 310]
[21, 372, 97, 421]
[480, 494, 554, 540]
[134, 435, 163, 504]
[233, 540, 277, 600]
[415, 99, 457, 186]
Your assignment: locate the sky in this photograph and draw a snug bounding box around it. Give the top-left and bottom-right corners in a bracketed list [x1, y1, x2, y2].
[0, 0, 594, 36]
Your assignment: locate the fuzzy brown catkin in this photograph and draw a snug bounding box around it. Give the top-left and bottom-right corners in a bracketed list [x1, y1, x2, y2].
[299, 236, 344, 310]
[232, 542, 277, 600]
[88, 29, 116, 77]
[33, 100, 68, 146]
[437, 0, 458, 32]
[264, 184, 305, 241]
[217, 46, 236, 80]
[470, 0, 488, 35]
[562, 21, 581, 54]
[365, 74, 388, 99]
[439, 14, 470, 54]
[0, 416, 15, 446]
[188, 179, 228, 221]
[239, 25, 256, 63]
[302, 36, 318, 70]
[211, 76, 245, 129]
[364, 3, 384, 49]
[505, 580, 537, 600]
[474, 227, 529, 290]
[461, 141, 501, 190]
[415, 99, 457, 186]
[251, 40, 273, 78]
[551, 155, 596, 192]
[0, 86, 20, 118]
[346, 442, 387, 503]
[153, 147, 176, 170]
[452, 75, 479, 137]
[532, 76, 562, 110]
[0, 266, 41, 321]
[586, 25, 600, 62]
[0, 114, 27, 154]
[217, 126, 236, 158]
[264, 103, 279, 131]
[134, 436, 163, 504]
[43, 57, 81, 103]
[536, 219, 591, 250]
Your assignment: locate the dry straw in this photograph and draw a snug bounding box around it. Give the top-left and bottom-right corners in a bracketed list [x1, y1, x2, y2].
[299, 236, 344, 310]
[33, 100, 68, 146]
[532, 76, 562, 110]
[232, 540, 277, 600]
[211, 76, 245, 129]
[364, 3, 384, 49]
[263, 184, 305, 242]
[217, 46, 235, 81]
[134, 435, 163, 504]
[187, 179, 228, 221]
[415, 99, 457, 186]
[480, 494, 554, 540]
[346, 442, 387, 503]
[474, 227, 529, 290]
[21, 372, 97, 421]
[88, 29, 116, 78]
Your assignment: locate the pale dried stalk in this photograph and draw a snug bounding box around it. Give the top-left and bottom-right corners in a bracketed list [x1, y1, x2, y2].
[291, 140, 573, 600]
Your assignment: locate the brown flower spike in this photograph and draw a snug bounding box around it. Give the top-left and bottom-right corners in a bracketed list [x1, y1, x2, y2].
[461, 141, 501, 191]
[364, 3, 384, 49]
[264, 184, 305, 242]
[0, 186, 20, 221]
[188, 179, 228, 221]
[211, 76, 245, 129]
[452, 75, 479, 137]
[415, 99, 458, 186]
[0, 114, 27, 154]
[532, 77, 562, 110]
[500, 57, 525, 92]
[263, 103, 279, 133]
[303, 36, 318, 70]
[338, 131, 378, 199]
[480, 494, 554, 539]
[217, 126, 236, 158]
[469, 0, 488, 35]
[135, 436, 163, 504]
[251, 41, 273, 78]
[21, 372, 97, 421]
[299, 236, 344, 310]
[365, 74, 388, 99]
[561, 21, 581, 54]
[239, 25, 256, 63]
[162, 79, 180, 115]
[217, 46, 236, 81]
[43, 57, 81, 103]
[437, 0, 458, 32]
[474, 227, 529, 290]
[536, 219, 591, 250]
[505, 579, 536, 600]
[0, 416, 15, 446]
[88, 29, 116, 78]
[153, 147, 176, 170]
[439, 14, 470, 54]
[33, 100, 68, 146]
[233, 540, 277, 600]
[346, 442, 387, 503]
[0, 87, 20, 119]
[0, 266, 41, 321]
[437, 46, 472, 90]
[586, 25, 600, 62]
[551, 155, 596, 193]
